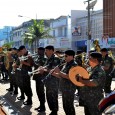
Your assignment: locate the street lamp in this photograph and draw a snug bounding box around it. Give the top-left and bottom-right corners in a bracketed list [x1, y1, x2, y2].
[18, 14, 37, 20]
[84, 0, 97, 53]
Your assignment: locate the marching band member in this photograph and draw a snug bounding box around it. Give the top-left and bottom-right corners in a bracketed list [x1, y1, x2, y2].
[101, 48, 114, 95]
[77, 52, 106, 115]
[39, 45, 60, 115]
[11, 47, 18, 95]
[51, 50, 78, 115]
[14, 49, 25, 100]
[0, 55, 8, 80]
[33, 47, 46, 112]
[18, 45, 34, 105]
[6, 48, 14, 92]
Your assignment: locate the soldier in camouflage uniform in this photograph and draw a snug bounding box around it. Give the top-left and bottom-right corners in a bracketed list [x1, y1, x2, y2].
[51, 50, 78, 115]
[101, 48, 114, 94]
[11, 48, 19, 95]
[33, 47, 46, 112]
[39, 45, 60, 115]
[77, 52, 106, 115]
[18, 45, 34, 105]
[6, 48, 14, 92]
[14, 49, 25, 100]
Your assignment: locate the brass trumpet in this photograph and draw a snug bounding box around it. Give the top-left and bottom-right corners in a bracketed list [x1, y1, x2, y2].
[28, 69, 41, 76]
[19, 53, 38, 61]
[28, 66, 48, 76]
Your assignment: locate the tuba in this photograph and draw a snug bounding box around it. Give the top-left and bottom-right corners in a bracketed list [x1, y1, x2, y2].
[5, 51, 10, 70]
[93, 39, 101, 52]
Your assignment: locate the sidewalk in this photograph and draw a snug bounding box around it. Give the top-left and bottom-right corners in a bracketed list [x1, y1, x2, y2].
[0, 78, 115, 115]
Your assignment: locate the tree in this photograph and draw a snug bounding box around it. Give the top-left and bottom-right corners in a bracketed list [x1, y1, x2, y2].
[22, 19, 53, 53]
[2, 41, 14, 50]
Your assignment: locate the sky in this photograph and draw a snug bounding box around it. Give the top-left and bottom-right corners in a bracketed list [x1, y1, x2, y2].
[0, 0, 103, 28]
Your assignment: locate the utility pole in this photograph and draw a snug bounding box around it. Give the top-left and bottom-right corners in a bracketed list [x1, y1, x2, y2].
[84, 0, 92, 53]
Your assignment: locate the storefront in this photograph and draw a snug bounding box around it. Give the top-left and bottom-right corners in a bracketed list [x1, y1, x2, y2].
[99, 38, 115, 55]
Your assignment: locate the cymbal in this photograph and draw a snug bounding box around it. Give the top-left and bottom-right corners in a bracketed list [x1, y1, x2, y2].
[69, 66, 89, 86]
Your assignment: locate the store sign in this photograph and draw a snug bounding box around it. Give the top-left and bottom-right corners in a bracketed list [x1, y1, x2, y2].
[108, 38, 115, 47]
[100, 38, 115, 48]
[72, 26, 81, 36]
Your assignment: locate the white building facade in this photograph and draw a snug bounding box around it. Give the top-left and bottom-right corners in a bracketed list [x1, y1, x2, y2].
[71, 10, 103, 52]
[39, 16, 72, 51]
[10, 10, 106, 53]
[40, 11, 89, 51]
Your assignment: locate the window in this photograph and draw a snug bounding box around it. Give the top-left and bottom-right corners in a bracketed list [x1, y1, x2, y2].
[64, 27, 67, 37]
[53, 30, 55, 37]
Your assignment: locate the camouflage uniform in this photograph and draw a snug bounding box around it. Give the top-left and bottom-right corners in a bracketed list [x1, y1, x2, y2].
[60, 60, 77, 115]
[15, 56, 25, 97]
[79, 65, 106, 115]
[11, 54, 18, 94]
[21, 51, 34, 102]
[33, 55, 46, 108]
[0, 56, 7, 80]
[43, 54, 60, 112]
[102, 54, 114, 93]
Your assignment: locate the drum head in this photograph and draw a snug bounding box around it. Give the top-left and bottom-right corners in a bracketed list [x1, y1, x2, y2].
[69, 66, 89, 86]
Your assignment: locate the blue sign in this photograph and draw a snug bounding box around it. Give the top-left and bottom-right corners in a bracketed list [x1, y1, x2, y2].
[75, 40, 87, 47]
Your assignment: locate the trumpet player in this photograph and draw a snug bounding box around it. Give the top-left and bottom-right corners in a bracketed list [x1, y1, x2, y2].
[50, 50, 78, 115]
[12, 49, 25, 100]
[10, 47, 19, 95]
[33, 47, 46, 112]
[18, 45, 34, 105]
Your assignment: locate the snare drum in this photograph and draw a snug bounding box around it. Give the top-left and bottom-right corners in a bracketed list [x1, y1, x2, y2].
[98, 91, 115, 112]
[104, 104, 115, 114]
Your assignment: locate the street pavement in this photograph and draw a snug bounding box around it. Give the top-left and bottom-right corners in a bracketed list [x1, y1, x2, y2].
[0, 78, 115, 115]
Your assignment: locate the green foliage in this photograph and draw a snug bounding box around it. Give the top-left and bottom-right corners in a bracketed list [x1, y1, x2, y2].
[22, 19, 52, 46]
[2, 41, 14, 49]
